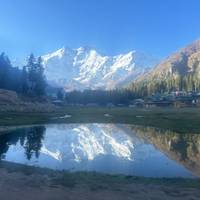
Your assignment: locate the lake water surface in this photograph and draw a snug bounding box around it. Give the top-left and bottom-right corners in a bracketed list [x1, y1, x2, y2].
[0, 123, 199, 178]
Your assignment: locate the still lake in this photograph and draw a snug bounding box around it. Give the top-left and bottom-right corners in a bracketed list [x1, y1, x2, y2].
[0, 123, 199, 178]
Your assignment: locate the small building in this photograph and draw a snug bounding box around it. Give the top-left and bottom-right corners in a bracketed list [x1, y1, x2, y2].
[145, 100, 173, 107]
[86, 103, 99, 107]
[130, 99, 144, 107]
[117, 104, 126, 107]
[52, 100, 64, 106]
[106, 103, 115, 108]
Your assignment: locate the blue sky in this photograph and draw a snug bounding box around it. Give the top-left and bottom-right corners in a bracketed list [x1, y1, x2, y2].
[1, 0, 200, 59]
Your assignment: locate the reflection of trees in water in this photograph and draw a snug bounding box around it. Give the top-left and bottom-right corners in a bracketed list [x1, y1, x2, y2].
[169, 134, 200, 162]
[129, 125, 200, 176]
[24, 127, 45, 160]
[0, 126, 45, 160]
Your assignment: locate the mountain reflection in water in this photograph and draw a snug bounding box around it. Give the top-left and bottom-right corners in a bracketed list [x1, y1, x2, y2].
[129, 126, 200, 177]
[0, 124, 199, 178]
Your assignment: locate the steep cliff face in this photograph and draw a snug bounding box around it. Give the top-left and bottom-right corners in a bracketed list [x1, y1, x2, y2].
[42, 47, 156, 91]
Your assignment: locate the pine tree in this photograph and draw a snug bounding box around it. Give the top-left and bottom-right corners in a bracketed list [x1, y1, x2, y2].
[27, 54, 37, 95]
[21, 66, 29, 94]
[57, 88, 64, 100]
[26, 54, 46, 97]
[34, 57, 46, 96]
[0, 53, 11, 89]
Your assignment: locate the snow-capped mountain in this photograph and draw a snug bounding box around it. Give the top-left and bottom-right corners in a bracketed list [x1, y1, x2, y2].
[42, 47, 157, 91]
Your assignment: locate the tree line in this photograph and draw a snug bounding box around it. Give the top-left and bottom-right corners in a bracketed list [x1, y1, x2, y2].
[0, 52, 46, 97]
[64, 89, 135, 105]
[130, 73, 200, 97]
[58, 73, 200, 105]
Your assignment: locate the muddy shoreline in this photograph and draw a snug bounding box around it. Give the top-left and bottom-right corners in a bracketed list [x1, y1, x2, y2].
[0, 161, 200, 200]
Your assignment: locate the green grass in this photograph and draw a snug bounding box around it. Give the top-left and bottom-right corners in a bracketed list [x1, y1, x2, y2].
[1, 106, 200, 133]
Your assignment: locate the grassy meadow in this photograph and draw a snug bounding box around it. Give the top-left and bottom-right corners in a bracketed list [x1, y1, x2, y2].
[0, 106, 200, 134]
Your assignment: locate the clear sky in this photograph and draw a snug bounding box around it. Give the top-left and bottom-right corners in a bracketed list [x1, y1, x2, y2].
[1, 0, 200, 59]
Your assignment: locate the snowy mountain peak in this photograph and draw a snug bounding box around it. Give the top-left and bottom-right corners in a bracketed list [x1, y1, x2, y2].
[43, 47, 66, 61]
[76, 46, 93, 53]
[42, 47, 157, 91]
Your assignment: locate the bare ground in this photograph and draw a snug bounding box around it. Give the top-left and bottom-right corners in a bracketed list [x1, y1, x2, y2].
[0, 167, 200, 200]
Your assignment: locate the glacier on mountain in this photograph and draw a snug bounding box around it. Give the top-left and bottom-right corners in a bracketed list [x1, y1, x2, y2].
[42, 47, 157, 91]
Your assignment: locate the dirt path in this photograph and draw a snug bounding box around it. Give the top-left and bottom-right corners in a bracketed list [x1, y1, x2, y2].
[0, 167, 200, 200]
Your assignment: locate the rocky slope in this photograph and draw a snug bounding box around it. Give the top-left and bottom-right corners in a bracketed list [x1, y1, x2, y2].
[135, 39, 200, 83]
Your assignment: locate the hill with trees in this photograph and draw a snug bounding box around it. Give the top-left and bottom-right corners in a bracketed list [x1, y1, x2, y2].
[130, 39, 200, 97]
